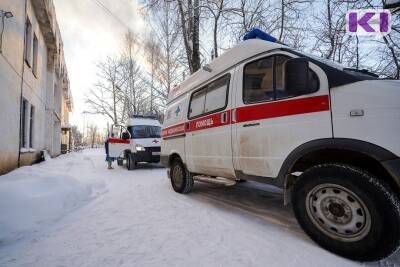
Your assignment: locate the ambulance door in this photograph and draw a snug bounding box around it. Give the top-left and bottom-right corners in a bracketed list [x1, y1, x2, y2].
[232, 52, 331, 178]
[185, 73, 235, 178]
[108, 125, 133, 158]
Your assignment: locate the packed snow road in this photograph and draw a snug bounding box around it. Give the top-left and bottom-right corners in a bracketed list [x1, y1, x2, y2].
[0, 149, 399, 267]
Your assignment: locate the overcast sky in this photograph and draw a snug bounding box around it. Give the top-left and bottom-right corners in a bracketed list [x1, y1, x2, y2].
[53, 0, 144, 134]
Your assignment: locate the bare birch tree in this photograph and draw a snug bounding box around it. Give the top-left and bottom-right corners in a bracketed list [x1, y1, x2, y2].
[175, 0, 202, 73]
[144, 35, 163, 114]
[121, 31, 148, 118]
[147, 3, 185, 94]
[85, 57, 127, 124]
[274, 0, 311, 48]
[202, 0, 228, 58]
[227, 0, 274, 41]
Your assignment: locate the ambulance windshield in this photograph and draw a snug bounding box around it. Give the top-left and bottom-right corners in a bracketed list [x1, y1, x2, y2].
[128, 125, 161, 139]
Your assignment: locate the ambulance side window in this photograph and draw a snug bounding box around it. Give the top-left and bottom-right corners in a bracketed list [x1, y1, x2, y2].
[204, 75, 230, 113]
[275, 55, 319, 99]
[243, 57, 274, 103]
[189, 89, 206, 118]
[189, 74, 230, 119]
[243, 54, 319, 103]
[275, 55, 292, 98]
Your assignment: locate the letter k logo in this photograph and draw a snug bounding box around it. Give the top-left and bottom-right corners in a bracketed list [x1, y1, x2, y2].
[349, 12, 375, 32]
[347, 10, 391, 36]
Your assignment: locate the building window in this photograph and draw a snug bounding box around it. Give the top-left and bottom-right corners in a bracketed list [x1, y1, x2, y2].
[29, 105, 35, 148]
[20, 99, 28, 148]
[24, 17, 32, 67]
[32, 33, 38, 76]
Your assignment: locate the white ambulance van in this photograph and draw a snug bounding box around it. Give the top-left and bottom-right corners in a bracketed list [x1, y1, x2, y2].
[109, 115, 161, 170]
[161, 33, 400, 261]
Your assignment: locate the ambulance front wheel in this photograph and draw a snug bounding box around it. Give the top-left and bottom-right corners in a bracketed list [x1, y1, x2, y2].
[170, 159, 193, 194]
[127, 153, 137, 170]
[292, 163, 400, 261]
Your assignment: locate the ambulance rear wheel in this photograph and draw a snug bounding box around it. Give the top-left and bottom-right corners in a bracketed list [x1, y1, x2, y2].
[127, 153, 137, 170]
[170, 159, 193, 194]
[292, 163, 400, 261]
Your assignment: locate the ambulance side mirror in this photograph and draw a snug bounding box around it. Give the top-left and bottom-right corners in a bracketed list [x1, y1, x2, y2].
[284, 57, 311, 96]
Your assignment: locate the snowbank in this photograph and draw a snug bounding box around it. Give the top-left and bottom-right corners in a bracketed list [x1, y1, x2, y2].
[0, 154, 104, 244]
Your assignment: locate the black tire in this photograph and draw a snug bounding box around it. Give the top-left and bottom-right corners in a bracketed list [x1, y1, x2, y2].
[170, 159, 193, 194]
[117, 159, 123, 166]
[292, 163, 400, 262]
[127, 153, 137, 170]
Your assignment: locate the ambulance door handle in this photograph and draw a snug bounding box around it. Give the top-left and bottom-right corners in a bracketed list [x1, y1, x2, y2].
[221, 112, 228, 123]
[243, 122, 260, 128]
[232, 109, 237, 123]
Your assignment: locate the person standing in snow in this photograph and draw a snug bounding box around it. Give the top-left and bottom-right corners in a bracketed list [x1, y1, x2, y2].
[105, 135, 114, 170]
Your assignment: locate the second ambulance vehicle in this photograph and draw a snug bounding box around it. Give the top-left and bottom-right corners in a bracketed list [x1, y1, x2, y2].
[108, 115, 161, 170]
[161, 31, 400, 261]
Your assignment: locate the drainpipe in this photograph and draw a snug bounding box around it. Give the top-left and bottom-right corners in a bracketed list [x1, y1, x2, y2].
[17, 0, 28, 167]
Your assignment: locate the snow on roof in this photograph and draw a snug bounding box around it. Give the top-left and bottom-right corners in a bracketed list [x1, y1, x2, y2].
[298, 50, 344, 70]
[168, 39, 286, 102]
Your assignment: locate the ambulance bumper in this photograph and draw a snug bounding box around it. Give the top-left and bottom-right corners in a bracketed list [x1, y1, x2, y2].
[135, 147, 160, 163]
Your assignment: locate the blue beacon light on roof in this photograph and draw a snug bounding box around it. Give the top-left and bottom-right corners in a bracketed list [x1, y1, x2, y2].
[243, 28, 278, 43]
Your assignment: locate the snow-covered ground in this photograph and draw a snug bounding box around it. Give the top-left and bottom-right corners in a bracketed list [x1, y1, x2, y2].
[0, 151, 106, 245]
[0, 149, 399, 267]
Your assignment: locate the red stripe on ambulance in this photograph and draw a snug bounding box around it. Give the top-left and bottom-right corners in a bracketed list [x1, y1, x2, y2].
[187, 110, 231, 132]
[162, 123, 186, 138]
[108, 138, 130, 144]
[236, 95, 329, 123]
[162, 95, 330, 137]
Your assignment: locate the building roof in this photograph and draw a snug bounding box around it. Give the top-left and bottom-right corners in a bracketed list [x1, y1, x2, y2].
[168, 39, 286, 102]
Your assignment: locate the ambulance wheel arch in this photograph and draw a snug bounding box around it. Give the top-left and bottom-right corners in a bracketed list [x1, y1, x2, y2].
[168, 153, 184, 167]
[280, 138, 400, 199]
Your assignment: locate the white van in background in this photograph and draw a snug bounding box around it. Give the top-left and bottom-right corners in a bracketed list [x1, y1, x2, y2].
[160, 31, 400, 261]
[124, 115, 161, 169]
[109, 115, 161, 170]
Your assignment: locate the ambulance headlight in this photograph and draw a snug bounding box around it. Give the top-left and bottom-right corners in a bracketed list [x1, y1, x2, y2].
[135, 144, 146, 151]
